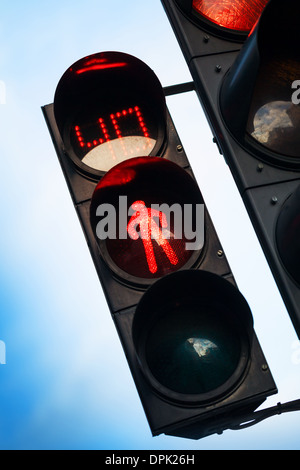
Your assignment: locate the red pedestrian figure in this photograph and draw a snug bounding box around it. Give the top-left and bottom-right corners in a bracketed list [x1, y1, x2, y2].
[127, 200, 179, 274]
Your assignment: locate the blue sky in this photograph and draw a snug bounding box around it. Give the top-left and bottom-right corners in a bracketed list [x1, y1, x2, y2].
[0, 0, 299, 450]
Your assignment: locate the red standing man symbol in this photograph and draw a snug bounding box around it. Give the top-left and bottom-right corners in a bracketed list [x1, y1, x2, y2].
[127, 200, 179, 274]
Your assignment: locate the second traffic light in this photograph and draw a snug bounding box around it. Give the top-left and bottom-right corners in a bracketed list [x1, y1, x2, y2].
[43, 51, 276, 439]
[161, 0, 300, 339]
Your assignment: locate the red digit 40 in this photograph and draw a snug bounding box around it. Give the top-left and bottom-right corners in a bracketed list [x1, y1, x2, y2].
[74, 106, 149, 150]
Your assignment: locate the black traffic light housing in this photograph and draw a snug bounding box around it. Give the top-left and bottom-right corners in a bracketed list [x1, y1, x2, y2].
[161, 0, 300, 339]
[43, 50, 277, 439]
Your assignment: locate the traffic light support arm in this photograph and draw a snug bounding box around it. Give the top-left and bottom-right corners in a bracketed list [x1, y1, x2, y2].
[229, 399, 300, 431]
[163, 81, 195, 96]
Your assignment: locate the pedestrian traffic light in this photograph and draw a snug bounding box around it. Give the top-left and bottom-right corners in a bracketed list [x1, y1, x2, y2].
[43, 50, 277, 439]
[161, 0, 300, 340]
[89, 156, 203, 284]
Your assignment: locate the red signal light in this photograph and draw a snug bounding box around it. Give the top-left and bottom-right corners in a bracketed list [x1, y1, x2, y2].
[90, 157, 204, 285]
[54, 52, 167, 178]
[127, 200, 180, 274]
[192, 0, 269, 33]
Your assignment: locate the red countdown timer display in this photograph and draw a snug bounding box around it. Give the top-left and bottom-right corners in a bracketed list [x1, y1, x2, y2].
[74, 106, 150, 149]
[71, 105, 156, 173]
[54, 52, 167, 177]
[192, 0, 269, 33]
[90, 157, 204, 284]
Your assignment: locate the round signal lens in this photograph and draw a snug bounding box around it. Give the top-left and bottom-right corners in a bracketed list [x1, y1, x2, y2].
[145, 302, 242, 395]
[54, 52, 166, 177]
[90, 157, 204, 285]
[133, 270, 252, 404]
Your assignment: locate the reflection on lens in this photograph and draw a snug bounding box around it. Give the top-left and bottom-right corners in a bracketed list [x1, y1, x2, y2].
[82, 136, 156, 172]
[145, 304, 241, 395]
[250, 101, 300, 156]
[246, 53, 300, 158]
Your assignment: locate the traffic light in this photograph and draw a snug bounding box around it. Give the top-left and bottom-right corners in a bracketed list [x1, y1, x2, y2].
[161, 0, 300, 339]
[43, 51, 277, 440]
